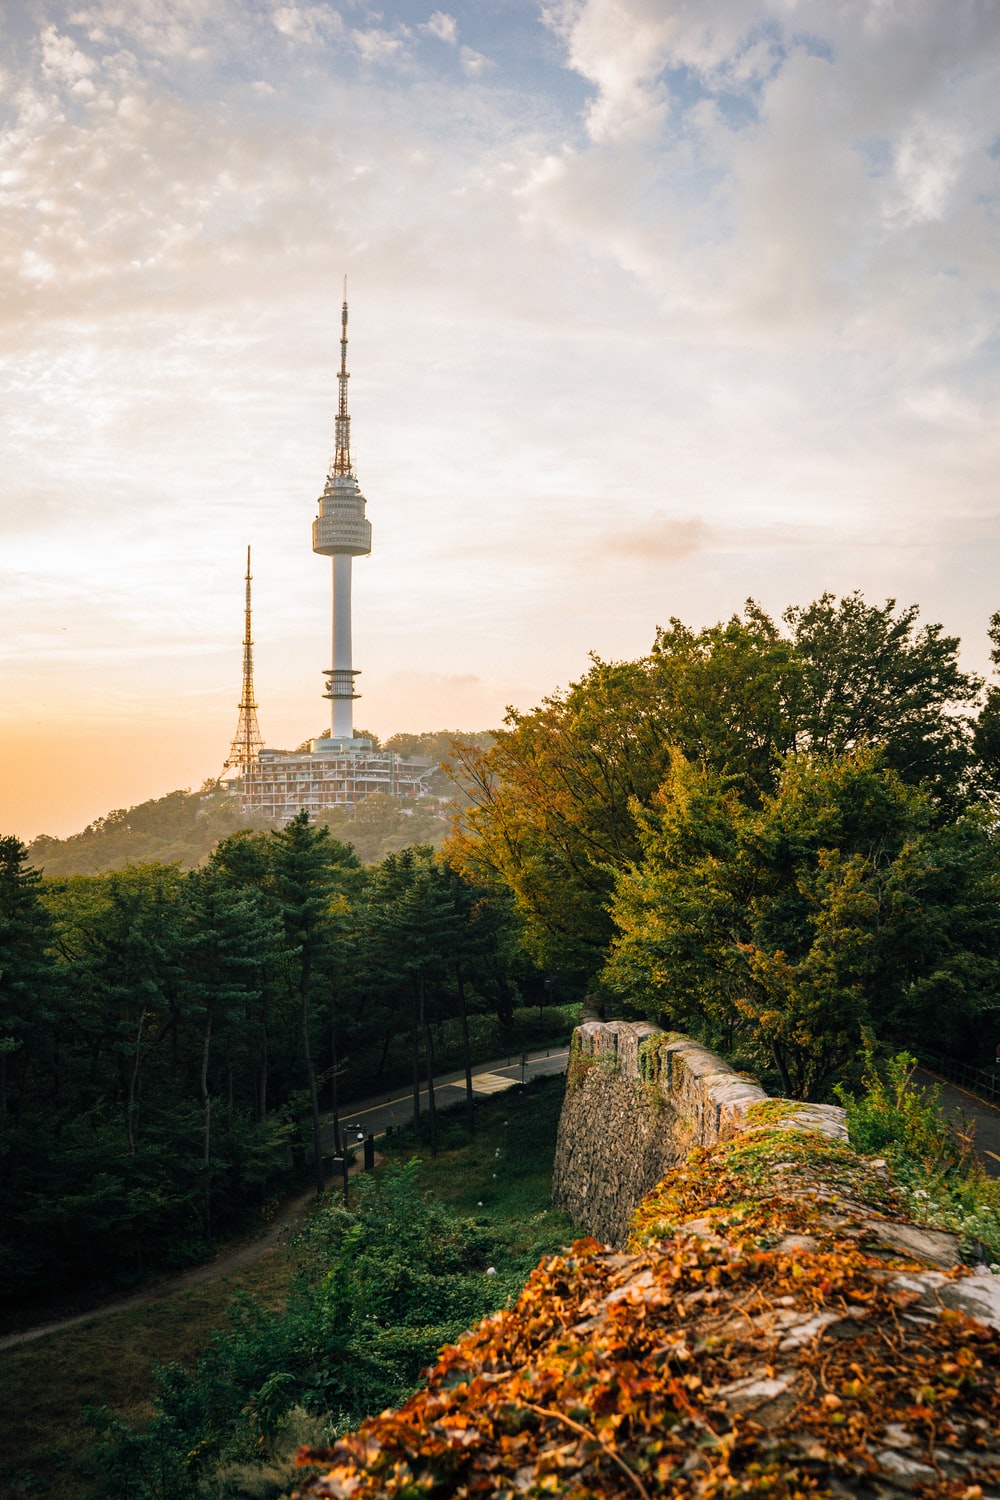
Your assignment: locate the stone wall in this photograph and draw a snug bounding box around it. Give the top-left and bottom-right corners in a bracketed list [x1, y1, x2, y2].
[297, 1032, 1000, 1499]
[552, 1020, 845, 1244]
[296, 1022, 1000, 1499]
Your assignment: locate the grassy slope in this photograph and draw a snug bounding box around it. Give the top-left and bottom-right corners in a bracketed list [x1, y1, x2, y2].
[0, 1253, 293, 1499]
[0, 1077, 571, 1500]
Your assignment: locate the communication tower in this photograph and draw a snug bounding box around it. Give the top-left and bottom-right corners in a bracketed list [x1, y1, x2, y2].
[223, 546, 264, 774]
[222, 301, 437, 823]
[312, 279, 372, 742]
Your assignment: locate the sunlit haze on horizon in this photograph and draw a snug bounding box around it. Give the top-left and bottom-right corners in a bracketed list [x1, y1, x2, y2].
[4, 1, 1000, 840]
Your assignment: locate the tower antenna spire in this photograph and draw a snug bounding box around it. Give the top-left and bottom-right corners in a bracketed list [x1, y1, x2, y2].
[332, 275, 352, 478]
[223, 545, 264, 773]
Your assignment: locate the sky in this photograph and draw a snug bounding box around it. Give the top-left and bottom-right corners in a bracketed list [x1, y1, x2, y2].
[4, 0, 1000, 840]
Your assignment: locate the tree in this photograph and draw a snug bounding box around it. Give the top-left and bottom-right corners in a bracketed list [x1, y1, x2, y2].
[179, 869, 282, 1242]
[0, 839, 60, 1184]
[785, 591, 979, 803]
[28, 786, 257, 876]
[61, 864, 186, 1158]
[972, 610, 1000, 795]
[207, 830, 290, 1120]
[447, 655, 680, 982]
[606, 748, 1000, 1097]
[6, 863, 195, 1291]
[364, 848, 465, 1154]
[269, 813, 360, 1195]
[423, 864, 518, 1136]
[315, 793, 450, 864]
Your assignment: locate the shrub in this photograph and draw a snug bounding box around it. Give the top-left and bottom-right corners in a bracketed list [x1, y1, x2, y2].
[836, 1048, 1000, 1265]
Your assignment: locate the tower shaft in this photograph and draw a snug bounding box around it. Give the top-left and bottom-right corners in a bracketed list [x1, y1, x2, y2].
[329, 554, 355, 739]
[224, 546, 264, 773]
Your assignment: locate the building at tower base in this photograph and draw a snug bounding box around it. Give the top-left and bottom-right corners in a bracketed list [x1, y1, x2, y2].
[235, 739, 435, 824]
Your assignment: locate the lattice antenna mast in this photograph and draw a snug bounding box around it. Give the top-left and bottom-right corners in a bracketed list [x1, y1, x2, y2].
[332, 277, 352, 478]
[224, 546, 264, 772]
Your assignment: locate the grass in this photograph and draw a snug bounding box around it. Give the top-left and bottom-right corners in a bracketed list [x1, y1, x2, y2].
[0, 1251, 295, 1500]
[393, 1073, 568, 1210]
[0, 1076, 571, 1500]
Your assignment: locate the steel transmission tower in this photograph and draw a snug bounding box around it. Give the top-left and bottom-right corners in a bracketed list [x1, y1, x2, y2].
[223, 546, 264, 773]
[312, 280, 372, 741]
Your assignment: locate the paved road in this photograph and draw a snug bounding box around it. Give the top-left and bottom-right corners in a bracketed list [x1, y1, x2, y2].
[330, 1048, 569, 1149]
[915, 1067, 1000, 1178]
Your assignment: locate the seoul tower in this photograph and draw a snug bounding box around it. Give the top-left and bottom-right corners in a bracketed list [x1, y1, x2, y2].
[312, 280, 372, 743]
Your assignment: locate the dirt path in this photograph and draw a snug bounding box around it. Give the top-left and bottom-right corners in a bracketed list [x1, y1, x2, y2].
[0, 1047, 567, 1354]
[0, 1183, 317, 1353]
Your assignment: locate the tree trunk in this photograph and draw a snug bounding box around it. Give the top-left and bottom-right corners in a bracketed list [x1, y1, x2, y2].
[330, 1009, 342, 1155]
[411, 988, 421, 1130]
[421, 975, 437, 1159]
[770, 1036, 793, 1098]
[201, 1013, 213, 1246]
[127, 1009, 147, 1156]
[456, 961, 475, 1136]
[301, 981, 325, 1197]
[258, 997, 269, 1121]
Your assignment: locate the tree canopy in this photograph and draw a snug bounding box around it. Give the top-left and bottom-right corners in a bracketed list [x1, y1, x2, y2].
[605, 748, 1000, 1096]
[447, 592, 984, 989]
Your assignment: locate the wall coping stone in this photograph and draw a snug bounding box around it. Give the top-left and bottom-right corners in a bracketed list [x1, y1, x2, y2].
[573, 1020, 848, 1145]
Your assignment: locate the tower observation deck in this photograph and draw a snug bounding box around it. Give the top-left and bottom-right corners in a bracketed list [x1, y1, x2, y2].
[312, 282, 371, 742]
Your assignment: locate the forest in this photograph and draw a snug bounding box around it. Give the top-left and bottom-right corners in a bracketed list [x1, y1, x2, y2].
[0, 820, 553, 1314]
[6, 590, 1000, 1314]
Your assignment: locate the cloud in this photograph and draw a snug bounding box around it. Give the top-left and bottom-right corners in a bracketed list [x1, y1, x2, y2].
[351, 24, 411, 66]
[422, 11, 457, 46]
[888, 120, 966, 225]
[4, 0, 1000, 837]
[65, 0, 219, 60]
[39, 24, 96, 92]
[542, 0, 677, 144]
[525, 0, 1000, 360]
[583, 515, 709, 563]
[271, 4, 343, 46]
[460, 45, 490, 77]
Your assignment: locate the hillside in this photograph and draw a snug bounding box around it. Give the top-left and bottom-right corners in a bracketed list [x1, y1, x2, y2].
[26, 730, 493, 876]
[27, 785, 254, 875]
